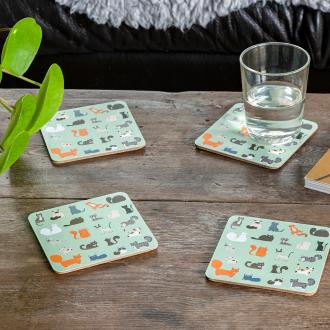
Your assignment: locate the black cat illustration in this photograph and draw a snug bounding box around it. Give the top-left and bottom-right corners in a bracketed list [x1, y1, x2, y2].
[122, 205, 134, 214]
[107, 103, 125, 110]
[267, 278, 283, 286]
[316, 241, 328, 252]
[80, 240, 98, 250]
[251, 234, 274, 242]
[270, 265, 288, 274]
[120, 111, 129, 119]
[105, 236, 120, 246]
[310, 228, 329, 237]
[249, 144, 264, 151]
[106, 195, 126, 204]
[64, 217, 84, 227]
[66, 119, 85, 126]
[245, 261, 264, 270]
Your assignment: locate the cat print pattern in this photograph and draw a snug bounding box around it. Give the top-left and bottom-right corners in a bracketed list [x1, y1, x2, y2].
[28, 193, 158, 273]
[41, 101, 145, 164]
[205, 215, 330, 295]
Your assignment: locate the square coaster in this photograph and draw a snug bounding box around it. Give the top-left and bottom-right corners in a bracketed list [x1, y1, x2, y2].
[195, 103, 318, 169]
[28, 193, 158, 274]
[205, 215, 330, 295]
[41, 101, 146, 164]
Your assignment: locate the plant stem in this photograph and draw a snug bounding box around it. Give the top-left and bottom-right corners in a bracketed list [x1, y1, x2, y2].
[0, 28, 10, 33]
[0, 97, 13, 113]
[2, 69, 41, 87]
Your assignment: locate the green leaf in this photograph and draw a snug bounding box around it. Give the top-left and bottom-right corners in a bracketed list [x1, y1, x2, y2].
[27, 64, 64, 133]
[0, 131, 30, 174]
[1, 18, 42, 75]
[0, 94, 36, 149]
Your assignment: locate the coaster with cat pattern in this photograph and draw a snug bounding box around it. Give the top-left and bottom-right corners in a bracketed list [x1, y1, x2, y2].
[41, 101, 145, 164]
[195, 103, 318, 169]
[28, 193, 158, 274]
[205, 215, 329, 295]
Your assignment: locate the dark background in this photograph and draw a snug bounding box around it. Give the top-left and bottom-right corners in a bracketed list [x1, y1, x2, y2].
[0, 0, 329, 92]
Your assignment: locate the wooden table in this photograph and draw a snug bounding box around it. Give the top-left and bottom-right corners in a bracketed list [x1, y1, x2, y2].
[0, 89, 329, 329]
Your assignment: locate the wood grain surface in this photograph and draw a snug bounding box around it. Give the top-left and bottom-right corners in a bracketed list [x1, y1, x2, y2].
[0, 89, 329, 329]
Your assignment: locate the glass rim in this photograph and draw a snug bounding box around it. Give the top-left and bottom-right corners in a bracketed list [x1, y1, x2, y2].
[239, 42, 311, 77]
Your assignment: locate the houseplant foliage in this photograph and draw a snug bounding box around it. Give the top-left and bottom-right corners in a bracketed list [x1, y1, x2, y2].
[0, 18, 64, 174]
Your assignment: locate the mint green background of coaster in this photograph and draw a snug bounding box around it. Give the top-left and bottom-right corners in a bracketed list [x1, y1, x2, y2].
[205, 215, 330, 295]
[195, 103, 318, 169]
[28, 193, 158, 274]
[41, 101, 145, 163]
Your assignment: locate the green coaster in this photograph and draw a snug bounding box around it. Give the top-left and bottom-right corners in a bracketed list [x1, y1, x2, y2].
[195, 103, 318, 169]
[28, 193, 158, 274]
[41, 101, 145, 164]
[205, 215, 330, 295]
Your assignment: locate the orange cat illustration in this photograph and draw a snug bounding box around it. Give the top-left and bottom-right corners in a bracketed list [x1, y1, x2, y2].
[240, 126, 249, 137]
[51, 148, 77, 158]
[289, 224, 308, 237]
[85, 201, 108, 209]
[211, 260, 239, 277]
[50, 254, 81, 267]
[249, 244, 268, 257]
[69, 228, 90, 240]
[202, 132, 223, 148]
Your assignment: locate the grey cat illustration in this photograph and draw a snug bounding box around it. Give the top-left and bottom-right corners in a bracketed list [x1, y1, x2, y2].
[300, 255, 322, 262]
[231, 217, 244, 229]
[268, 222, 284, 232]
[117, 120, 132, 129]
[130, 236, 152, 249]
[80, 240, 98, 250]
[122, 137, 141, 147]
[66, 119, 85, 126]
[105, 236, 120, 246]
[290, 278, 315, 289]
[245, 261, 264, 270]
[310, 228, 329, 237]
[35, 213, 45, 226]
[121, 216, 138, 229]
[251, 234, 274, 242]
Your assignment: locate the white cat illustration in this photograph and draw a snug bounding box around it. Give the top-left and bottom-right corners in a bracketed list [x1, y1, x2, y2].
[40, 224, 62, 236]
[226, 232, 247, 242]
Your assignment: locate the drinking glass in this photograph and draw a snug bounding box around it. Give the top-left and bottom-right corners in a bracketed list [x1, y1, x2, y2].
[240, 42, 310, 145]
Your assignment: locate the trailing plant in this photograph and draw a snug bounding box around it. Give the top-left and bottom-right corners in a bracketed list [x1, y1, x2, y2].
[0, 18, 64, 174]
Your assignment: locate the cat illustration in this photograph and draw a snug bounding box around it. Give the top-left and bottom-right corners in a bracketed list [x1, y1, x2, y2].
[47, 238, 62, 246]
[94, 223, 112, 234]
[108, 210, 121, 219]
[120, 111, 129, 119]
[224, 243, 235, 252]
[59, 247, 73, 255]
[69, 205, 85, 215]
[296, 241, 311, 251]
[268, 222, 284, 232]
[66, 119, 85, 126]
[251, 234, 274, 242]
[80, 241, 98, 250]
[290, 278, 315, 289]
[122, 205, 134, 214]
[35, 213, 45, 226]
[90, 214, 103, 222]
[276, 251, 293, 261]
[130, 236, 153, 249]
[106, 195, 127, 204]
[295, 264, 314, 276]
[50, 209, 64, 221]
[105, 236, 120, 246]
[270, 265, 288, 274]
[243, 274, 261, 282]
[122, 137, 142, 147]
[113, 247, 127, 255]
[64, 217, 84, 227]
[202, 132, 223, 148]
[249, 245, 268, 257]
[246, 220, 262, 230]
[267, 278, 283, 286]
[107, 103, 125, 110]
[51, 148, 77, 158]
[310, 228, 329, 237]
[230, 217, 244, 229]
[230, 138, 246, 145]
[121, 216, 138, 229]
[85, 201, 108, 209]
[50, 254, 81, 268]
[211, 260, 239, 277]
[40, 224, 62, 236]
[226, 256, 238, 264]
[117, 120, 133, 129]
[71, 128, 88, 137]
[69, 228, 90, 240]
[127, 227, 141, 238]
[289, 224, 308, 237]
[300, 255, 322, 262]
[316, 241, 328, 252]
[249, 144, 264, 151]
[45, 124, 65, 133]
[89, 254, 107, 261]
[245, 261, 264, 270]
[280, 238, 291, 246]
[226, 232, 247, 243]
